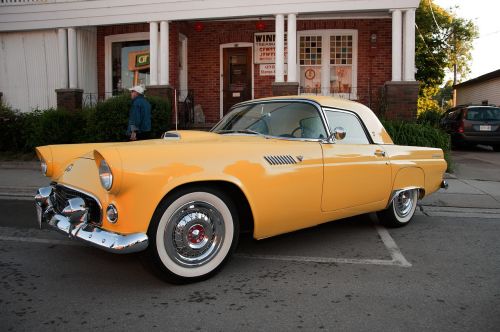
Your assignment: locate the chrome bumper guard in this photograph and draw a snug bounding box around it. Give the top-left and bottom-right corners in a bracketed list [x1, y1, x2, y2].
[441, 180, 448, 190]
[35, 186, 148, 254]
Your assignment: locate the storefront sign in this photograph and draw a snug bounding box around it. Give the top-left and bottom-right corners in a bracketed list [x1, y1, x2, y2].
[254, 32, 287, 64]
[128, 50, 150, 71]
[259, 64, 288, 76]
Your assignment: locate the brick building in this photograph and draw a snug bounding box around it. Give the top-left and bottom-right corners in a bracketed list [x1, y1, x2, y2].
[0, 0, 419, 123]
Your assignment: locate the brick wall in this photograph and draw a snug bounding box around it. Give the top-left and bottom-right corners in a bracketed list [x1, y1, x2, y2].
[97, 18, 393, 123]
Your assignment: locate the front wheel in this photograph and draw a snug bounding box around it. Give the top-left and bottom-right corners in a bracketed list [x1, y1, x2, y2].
[377, 189, 419, 228]
[143, 187, 239, 284]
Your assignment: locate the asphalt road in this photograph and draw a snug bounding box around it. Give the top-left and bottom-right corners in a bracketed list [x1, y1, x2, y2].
[1, 198, 499, 331]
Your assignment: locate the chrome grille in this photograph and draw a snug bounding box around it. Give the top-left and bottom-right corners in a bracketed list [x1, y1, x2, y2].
[264, 155, 297, 165]
[50, 184, 102, 225]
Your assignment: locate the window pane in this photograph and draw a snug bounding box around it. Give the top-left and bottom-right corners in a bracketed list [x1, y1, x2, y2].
[111, 40, 150, 95]
[330, 67, 352, 94]
[325, 111, 369, 144]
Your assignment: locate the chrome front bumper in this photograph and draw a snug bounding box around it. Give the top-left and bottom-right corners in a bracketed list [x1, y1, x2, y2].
[35, 186, 148, 254]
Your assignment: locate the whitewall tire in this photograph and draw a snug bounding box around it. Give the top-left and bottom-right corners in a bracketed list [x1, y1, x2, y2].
[377, 189, 419, 228]
[144, 187, 239, 283]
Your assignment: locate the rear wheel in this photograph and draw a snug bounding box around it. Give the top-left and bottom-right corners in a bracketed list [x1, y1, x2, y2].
[493, 145, 500, 152]
[143, 187, 239, 284]
[377, 189, 418, 228]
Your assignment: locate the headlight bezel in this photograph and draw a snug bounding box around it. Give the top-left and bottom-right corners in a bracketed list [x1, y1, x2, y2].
[98, 158, 113, 191]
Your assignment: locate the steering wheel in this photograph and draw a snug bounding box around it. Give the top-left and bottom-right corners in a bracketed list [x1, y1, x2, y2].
[291, 126, 302, 138]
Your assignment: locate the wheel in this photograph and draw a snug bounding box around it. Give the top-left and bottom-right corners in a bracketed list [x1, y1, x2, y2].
[493, 145, 500, 152]
[143, 187, 239, 284]
[377, 189, 418, 228]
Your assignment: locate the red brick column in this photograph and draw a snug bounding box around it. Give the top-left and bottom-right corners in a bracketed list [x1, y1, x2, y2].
[272, 82, 300, 96]
[382, 81, 419, 120]
[145, 85, 174, 104]
[55, 88, 84, 111]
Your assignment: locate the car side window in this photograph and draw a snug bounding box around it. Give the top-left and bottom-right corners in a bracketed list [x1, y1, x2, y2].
[325, 110, 370, 144]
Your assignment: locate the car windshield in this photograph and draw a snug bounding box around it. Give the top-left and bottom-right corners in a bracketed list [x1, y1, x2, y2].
[212, 102, 328, 139]
[465, 107, 500, 121]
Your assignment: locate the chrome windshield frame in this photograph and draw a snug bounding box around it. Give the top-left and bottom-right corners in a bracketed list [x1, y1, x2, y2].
[210, 98, 332, 143]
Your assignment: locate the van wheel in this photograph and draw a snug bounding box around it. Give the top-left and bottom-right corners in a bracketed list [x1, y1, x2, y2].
[377, 189, 418, 228]
[143, 187, 239, 284]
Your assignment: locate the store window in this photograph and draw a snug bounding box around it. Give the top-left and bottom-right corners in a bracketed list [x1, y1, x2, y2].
[111, 40, 150, 95]
[299, 30, 357, 98]
[105, 32, 150, 97]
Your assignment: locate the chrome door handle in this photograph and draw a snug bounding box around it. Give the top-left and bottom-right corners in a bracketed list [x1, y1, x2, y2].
[374, 150, 386, 157]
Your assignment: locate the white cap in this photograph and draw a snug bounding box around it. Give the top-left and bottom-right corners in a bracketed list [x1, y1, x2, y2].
[129, 85, 144, 94]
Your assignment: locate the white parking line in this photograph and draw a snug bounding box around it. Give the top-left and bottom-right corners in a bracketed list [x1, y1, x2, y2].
[236, 224, 411, 267]
[0, 224, 411, 268]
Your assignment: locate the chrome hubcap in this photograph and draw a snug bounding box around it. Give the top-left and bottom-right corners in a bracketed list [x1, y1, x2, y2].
[164, 201, 225, 267]
[394, 190, 415, 218]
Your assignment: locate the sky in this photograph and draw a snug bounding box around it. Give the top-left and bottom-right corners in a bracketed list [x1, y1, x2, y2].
[434, 0, 500, 81]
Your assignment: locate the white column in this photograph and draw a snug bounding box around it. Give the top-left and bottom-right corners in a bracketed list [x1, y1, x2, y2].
[160, 21, 169, 85]
[149, 21, 158, 86]
[275, 14, 285, 83]
[287, 13, 297, 82]
[67, 27, 78, 89]
[391, 9, 402, 81]
[57, 28, 68, 89]
[403, 8, 416, 81]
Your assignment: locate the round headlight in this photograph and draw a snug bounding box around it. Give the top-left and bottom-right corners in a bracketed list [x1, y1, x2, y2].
[40, 158, 48, 175]
[106, 204, 118, 223]
[99, 159, 113, 190]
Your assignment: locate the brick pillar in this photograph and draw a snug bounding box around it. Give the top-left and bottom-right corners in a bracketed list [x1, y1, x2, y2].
[272, 82, 299, 96]
[145, 85, 173, 104]
[382, 81, 419, 120]
[55, 88, 83, 111]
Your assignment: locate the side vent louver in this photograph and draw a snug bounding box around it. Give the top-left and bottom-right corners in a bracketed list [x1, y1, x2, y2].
[264, 155, 297, 165]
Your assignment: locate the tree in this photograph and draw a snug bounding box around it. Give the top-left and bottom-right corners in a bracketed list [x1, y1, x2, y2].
[415, 0, 478, 88]
[415, 0, 477, 115]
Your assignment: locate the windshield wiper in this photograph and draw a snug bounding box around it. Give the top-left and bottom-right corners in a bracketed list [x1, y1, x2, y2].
[215, 129, 261, 135]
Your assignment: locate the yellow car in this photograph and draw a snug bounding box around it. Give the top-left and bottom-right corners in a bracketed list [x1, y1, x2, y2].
[35, 96, 447, 283]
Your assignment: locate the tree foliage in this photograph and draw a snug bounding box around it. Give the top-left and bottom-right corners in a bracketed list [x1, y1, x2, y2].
[415, 0, 478, 88]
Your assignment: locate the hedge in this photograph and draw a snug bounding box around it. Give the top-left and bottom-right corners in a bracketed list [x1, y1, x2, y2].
[0, 94, 171, 154]
[383, 120, 452, 171]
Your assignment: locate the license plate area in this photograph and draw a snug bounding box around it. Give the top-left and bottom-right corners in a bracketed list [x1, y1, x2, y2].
[479, 125, 492, 131]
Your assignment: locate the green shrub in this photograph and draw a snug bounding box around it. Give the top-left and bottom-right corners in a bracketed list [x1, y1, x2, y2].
[84, 94, 171, 142]
[383, 120, 452, 171]
[0, 103, 25, 152]
[417, 108, 444, 127]
[0, 94, 172, 156]
[22, 109, 86, 150]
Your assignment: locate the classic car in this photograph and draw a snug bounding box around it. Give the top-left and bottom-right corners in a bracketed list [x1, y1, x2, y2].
[35, 96, 447, 283]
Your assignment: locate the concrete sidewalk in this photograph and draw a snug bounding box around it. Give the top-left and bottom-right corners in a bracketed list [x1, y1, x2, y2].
[1, 159, 500, 210]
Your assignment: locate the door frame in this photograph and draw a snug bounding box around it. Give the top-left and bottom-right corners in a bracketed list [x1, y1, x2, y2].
[219, 42, 254, 119]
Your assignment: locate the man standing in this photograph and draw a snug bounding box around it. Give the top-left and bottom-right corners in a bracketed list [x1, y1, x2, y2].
[127, 85, 151, 140]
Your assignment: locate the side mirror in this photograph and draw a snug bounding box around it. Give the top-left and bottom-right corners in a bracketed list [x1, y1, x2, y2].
[325, 127, 346, 143]
[333, 127, 346, 140]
